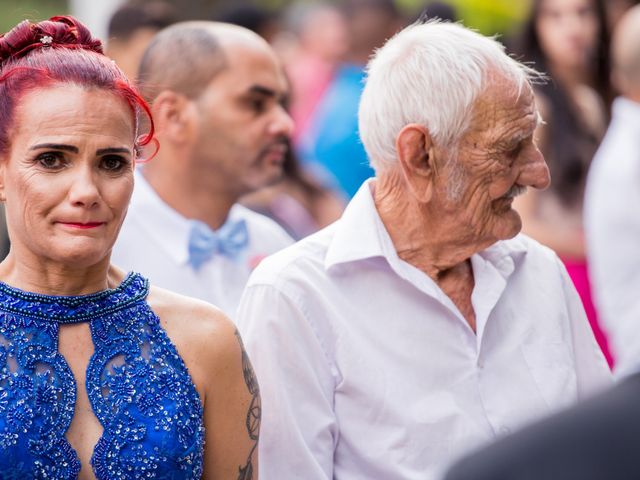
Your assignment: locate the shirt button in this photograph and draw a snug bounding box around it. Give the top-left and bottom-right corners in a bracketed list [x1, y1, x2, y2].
[499, 426, 511, 435]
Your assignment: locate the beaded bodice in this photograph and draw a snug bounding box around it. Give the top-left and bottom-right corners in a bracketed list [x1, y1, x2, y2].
[0, 272, 204, 479]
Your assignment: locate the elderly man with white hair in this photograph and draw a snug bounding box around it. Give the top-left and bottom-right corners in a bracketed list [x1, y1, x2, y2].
[237, 21, 611, 479]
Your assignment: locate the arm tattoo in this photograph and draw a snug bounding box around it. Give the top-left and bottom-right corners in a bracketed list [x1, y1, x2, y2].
[235, 330, 261, 480]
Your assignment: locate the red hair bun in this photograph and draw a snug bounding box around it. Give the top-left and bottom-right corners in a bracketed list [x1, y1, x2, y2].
[0, 16, 103, 66]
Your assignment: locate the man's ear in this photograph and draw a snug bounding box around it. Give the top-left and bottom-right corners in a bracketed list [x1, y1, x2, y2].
[151, 90, 195, 144]
[395, 124, 435, 203]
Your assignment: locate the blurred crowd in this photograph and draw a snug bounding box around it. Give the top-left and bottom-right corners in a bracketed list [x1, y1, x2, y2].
[0, 0, 637, 362]
[3, 0, 640, 477]
[0, 0, 636, 361]
[87, 0, 638, 369]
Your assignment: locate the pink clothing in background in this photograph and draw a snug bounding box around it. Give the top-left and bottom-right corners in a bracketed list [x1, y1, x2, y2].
[287, 56, 334, 142]
[563, 258, 614, 368]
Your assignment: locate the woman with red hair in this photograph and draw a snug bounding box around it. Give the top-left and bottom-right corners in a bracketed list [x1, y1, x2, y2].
[0, 16, 259, 479]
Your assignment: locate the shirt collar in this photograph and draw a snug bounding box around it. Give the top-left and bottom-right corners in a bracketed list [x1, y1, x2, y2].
[130, 169, 192, 265]
[325, 179, 397, 270]
[325, 179, 528, 275]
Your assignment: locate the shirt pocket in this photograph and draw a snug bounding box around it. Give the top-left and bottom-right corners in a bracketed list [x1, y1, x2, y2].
[520, 342, 578, 410]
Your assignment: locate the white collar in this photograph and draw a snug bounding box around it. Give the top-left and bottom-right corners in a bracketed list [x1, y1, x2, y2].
[325, 179, 398, 270]
[129, 170, 192, 266]
[325, 179, 528, 278]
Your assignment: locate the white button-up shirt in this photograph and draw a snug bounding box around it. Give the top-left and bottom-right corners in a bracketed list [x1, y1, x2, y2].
[585, 97, 640, 377]
[112, 171, 293, 317]
[237, 180, 611, 480]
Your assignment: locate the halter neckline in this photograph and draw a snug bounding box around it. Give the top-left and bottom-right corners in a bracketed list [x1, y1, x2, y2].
[0, 272, 149, 323]
[0, 270, 204, 478]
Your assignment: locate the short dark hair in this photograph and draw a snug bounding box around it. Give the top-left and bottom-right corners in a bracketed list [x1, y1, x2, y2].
[137, 22, 228, 101]
[108, 2, 177, 41]
[342, 0, 400, 18]
[214, 4, 276, 36]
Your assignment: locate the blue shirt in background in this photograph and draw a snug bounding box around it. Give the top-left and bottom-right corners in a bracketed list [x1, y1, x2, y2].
[298, 63, 375, 199]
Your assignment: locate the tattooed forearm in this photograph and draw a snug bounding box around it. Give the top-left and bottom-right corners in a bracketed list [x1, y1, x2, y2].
[235, 330, 261, 480]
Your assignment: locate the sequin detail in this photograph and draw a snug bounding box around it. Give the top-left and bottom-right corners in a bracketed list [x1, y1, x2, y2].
[0, 273, 204, 479]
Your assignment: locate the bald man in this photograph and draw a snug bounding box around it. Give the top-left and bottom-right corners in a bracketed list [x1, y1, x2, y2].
[112, 22, 294, 317]
[446, 7, 640, 479]
[585, 5, 640, 377]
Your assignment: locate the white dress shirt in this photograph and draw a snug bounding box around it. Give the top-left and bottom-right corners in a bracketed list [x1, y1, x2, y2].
[112, 171, 293, 317]
[237, 180, 611, 480]
[585, 97, 640, 377]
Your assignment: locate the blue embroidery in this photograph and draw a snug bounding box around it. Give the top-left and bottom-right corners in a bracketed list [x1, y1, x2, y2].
[0, 273, 204, 479]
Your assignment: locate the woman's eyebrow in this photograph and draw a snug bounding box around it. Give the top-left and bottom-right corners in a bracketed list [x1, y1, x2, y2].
[96, 147, 131, 155]
[30, 143, 79, 153]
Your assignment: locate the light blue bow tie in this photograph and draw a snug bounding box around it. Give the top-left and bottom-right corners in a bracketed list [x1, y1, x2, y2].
[187, 218, 249, 270]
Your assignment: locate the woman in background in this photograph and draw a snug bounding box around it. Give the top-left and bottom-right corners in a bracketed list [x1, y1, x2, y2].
[514, 0, 613, 365]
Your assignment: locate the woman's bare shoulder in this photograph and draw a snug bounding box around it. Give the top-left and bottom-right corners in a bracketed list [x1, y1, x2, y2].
[145, 285, 242, 389]
[146, 284, 225, 320]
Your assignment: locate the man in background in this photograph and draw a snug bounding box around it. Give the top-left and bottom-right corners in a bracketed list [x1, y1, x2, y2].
[298, 0, 402, 198]
[113, 21, 293, 316]
[106, 1, 177, 80]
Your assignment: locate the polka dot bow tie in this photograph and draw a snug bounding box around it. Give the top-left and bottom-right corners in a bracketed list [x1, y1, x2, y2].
[187, 218, 249, 270]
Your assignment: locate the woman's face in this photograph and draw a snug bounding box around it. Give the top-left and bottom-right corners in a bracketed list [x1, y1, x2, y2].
[0, 84, 136, 268]
[536, 0, 600, 70]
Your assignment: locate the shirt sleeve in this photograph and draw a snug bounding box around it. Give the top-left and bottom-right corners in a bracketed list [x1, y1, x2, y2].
[236, 282, 337, 480]
[556, 257, 613, 397]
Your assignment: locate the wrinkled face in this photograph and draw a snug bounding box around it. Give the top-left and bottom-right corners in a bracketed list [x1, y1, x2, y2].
[536, 0, 599, 70]
[190, 43, 293, 197]
[431, 79, 550, 245]
[0, 85, 136, 268]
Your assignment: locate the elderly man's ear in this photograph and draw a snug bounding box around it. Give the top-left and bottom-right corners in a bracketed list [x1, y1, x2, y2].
[395, 124, 436, 203]
[151, 90, 196, 144]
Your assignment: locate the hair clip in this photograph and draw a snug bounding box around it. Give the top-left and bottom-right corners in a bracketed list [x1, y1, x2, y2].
[40, 35, 53, 45]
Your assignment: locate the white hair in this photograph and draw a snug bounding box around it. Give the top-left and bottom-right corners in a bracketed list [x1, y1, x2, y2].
[358, 20, 543, 172]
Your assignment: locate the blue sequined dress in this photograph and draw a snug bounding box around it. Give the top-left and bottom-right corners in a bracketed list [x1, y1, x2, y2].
[0, 272, 204, 479]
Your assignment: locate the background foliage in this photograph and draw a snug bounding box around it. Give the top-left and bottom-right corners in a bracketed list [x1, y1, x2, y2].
[0, 0, 69, 32]
[0, 0, 532, 38]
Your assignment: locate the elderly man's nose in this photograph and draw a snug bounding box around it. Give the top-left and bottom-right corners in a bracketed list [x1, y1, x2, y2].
[520, 150, 551, 190]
